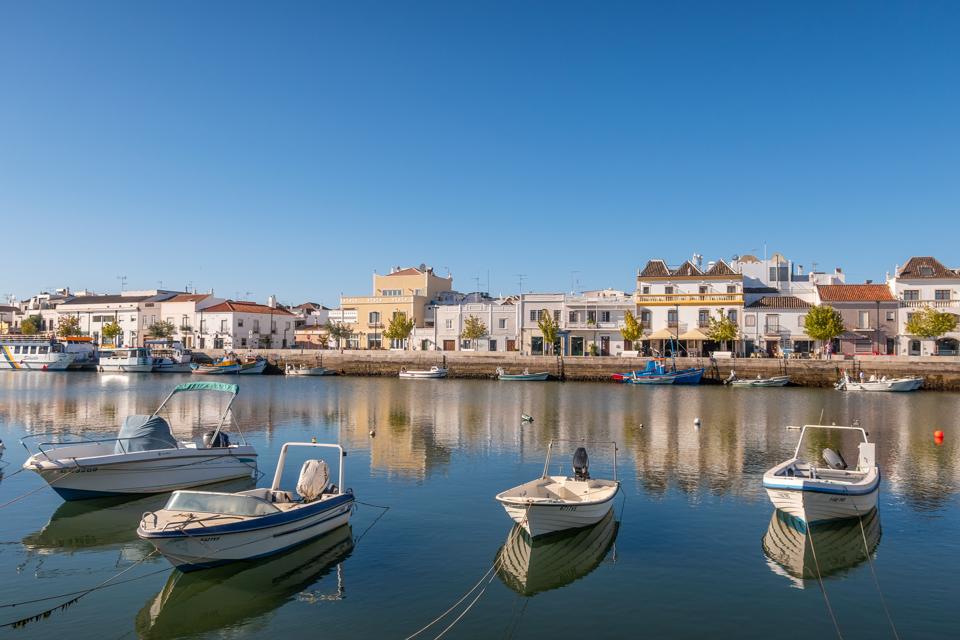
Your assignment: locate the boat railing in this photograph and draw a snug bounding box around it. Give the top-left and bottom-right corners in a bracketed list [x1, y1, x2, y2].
[793, 424, 869, 458]
[25, 433, 187, 459]
[272, 442, 347, 496]
[542, 439, 619, 482]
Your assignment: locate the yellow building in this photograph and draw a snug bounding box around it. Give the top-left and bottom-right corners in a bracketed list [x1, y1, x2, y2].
[340, 265, 454, 349]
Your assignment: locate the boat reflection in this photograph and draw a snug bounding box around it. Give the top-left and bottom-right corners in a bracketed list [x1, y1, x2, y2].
[496, 508, 618, 596]
[22, 478, 255, 557]
[762, 508, 881, 588]
[136, 523, 354, 639]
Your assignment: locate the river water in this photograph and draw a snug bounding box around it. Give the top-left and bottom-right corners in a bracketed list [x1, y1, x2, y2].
[0, 374, 957, 639]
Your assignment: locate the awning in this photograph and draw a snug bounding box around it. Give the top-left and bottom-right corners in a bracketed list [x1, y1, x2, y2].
[647, 328, 679, 340]
[679, 327, 711, 341]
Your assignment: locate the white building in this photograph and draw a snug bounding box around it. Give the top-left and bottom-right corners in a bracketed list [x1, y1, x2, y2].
[292, 302, 331, 328]
[197, 300, 297, 350]
[887, 256, 960, 356]
[519, 291, 636, 356]
[57, 290, 181, 347]
[734, 253, 845, 306]
[158, 293, 226, 349]
[635, 257, 743, 357]
[412, 295, 520, 351]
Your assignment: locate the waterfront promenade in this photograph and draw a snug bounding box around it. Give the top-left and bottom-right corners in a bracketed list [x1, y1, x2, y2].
[201, 349, 960, 390]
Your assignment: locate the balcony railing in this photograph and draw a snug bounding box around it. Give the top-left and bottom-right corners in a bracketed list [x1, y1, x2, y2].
[636, 293, 743, 305]
[566, 321, 622, 330]
[900, 299, 954, 308]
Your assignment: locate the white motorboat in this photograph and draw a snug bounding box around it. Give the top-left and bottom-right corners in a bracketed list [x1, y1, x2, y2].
[138, 441, 354, 571]
[762, 507, 881, 587]
[726, 373, 791, 387]
[496, 367, 550, 381]
[148, 340, 195, 373]
[496, 441, 620, 538]
[496, 508, 618, 596]
[762, 424, 879, 523]
[399, 366, 448, 379]
[238, 357, 267, 374]
[0, 336, 75, 371]
[99, 347, 154, 373]
[22, 382, 258, 500]
[836, 372, 922, 392]
[285, 363, 335, 376]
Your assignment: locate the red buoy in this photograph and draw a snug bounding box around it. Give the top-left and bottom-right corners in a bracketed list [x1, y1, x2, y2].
[934, 430, 944, 445]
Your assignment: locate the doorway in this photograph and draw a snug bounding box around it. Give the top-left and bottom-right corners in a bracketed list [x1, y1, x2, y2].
[600, 336, 610, 356]
[571, 336, 584, 356]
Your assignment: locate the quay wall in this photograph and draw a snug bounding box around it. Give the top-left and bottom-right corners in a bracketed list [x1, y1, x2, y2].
[199, 350, 960, 391]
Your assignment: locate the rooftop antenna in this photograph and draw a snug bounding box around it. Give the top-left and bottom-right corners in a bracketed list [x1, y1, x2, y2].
[157, 280, 163, 290]
[473, 274, 481, 293]
[570, 270, 581, 294]
[515, 274, 527, 294]
[117, 275, 128, 292]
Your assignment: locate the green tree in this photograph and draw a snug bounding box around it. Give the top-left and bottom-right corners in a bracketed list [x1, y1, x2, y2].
[382, 312, 415, 348]
[324, 321, 352, 350]
[57, 315, 82, 338]
[619, 310, 643, 349]
[537, 309, 560, 355]
[906, 306, 959, 350]
[101, 321, 122, 345]
[460, 315, 488, 349]
[148, 320, 176, 339]
[803, 305, 845, 356]
[706, 310, 739, 351]
[21, 315, 42, 335]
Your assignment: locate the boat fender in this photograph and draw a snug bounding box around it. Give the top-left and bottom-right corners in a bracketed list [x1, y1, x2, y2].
[573, 447, 590, 480]
[297, 459, 329, 502]
[203, 431, 230, 448]
[822, 448, 847, 470]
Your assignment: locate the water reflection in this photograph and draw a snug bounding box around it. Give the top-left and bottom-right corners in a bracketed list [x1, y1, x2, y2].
[135, 524, 353, 639]
[496, 509, 618, 596]
[762, 509, 881, 588]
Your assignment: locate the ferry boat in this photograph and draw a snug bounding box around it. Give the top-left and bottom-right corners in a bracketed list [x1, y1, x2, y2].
[0, 336, 75, 371]
[99, 347, 154, 373]
[147, 340, 194, 373]
[60, 336, 99, 370]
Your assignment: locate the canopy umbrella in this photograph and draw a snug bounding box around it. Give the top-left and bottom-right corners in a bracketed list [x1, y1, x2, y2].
[679, 327, 711, 341]
[646, 327, 678, 340]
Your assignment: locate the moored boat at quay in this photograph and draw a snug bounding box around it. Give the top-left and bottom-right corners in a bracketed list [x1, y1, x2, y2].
[148, 340, 195, 373]
[0, 335, 75, 370]
[99, 347, 154, 373]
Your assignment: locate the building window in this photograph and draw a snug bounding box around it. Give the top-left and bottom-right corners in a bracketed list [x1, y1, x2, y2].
[667, 310, 678, 326]
[698, 309, 710, 327]
[600, 311, 611, 323]
[745, 314, 756, 327]
[382, 289, 402, 297]
[919, 266, 934, 276]
[587, 310, 596, 324]
[568, 311, 577, 323]
[220, 319, 227, 332]
[798, 314, 806, 327]
[531, 336, 544, 355]
[460, 339, 472, 349]
[445, 319, 453, 329]
[699, 286, 708, 294]
[642, 286, 650, 295]
[728, 310, 738, 324]
[368, 311, 380, 325]
[858, 311, 870, 329]
[489, 339, 497, 351]
[553, 310, 561, 323]
[665, 286, 674, 295]
[904, 290, 919, 301]
[367, 334, 382, 349]
[727, 285, 736, 294]
[240, 338, 247, 347]
[765, 314, 780, 333]
[640, 310, 651, 325]
[237, 319, 243, 327]
[886, 311, 895, 321]
[529, 310, 538, 322]
[935, 290, 951, 301]
[498, 318, 506, 329]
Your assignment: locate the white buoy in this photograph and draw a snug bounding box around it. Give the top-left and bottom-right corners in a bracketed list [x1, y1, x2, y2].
[369, 429, 376, 437]
[521, 413, 534, 423]
[638, 423, 644, 429]
[694, 418, 701, 428]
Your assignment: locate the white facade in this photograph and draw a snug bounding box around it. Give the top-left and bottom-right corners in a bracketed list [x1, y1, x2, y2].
[734, 253, 845, 305]
[412, 299, 520, 351]
[57, 290, 181, 347]
[887, 257, 960, 356]
[519, 292, 636, 356]
[196, 300, 297, 350]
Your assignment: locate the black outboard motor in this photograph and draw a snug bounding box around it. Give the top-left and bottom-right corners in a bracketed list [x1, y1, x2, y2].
[572, 447, 590, 480]
[203, 431, 230, 448]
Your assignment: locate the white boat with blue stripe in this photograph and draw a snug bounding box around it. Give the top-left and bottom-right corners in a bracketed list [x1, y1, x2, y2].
[22, 382, 257, 500]
[763, 424, 879, 524]
[138, 441, 354, 571]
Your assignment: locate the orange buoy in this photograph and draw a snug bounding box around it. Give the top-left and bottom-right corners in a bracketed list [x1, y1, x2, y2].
[934, 430, 944, 445]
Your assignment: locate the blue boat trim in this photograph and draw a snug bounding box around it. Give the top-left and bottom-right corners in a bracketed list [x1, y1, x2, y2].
[141, 493, 355, 538]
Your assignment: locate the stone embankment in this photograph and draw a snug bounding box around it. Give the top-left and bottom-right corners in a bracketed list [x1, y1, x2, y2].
[199, 349, 960, 391]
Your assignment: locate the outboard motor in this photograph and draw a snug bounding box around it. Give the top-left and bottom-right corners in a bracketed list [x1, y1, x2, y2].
[572, 447, 590, 480]
[822, 448, 847, 470]
[203, 431, 230, 448]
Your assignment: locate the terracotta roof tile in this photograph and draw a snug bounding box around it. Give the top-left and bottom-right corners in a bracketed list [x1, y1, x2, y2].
[204, 301, 295, 315]
[167, 293, 209, 302]
[384, 267, 423, 277]
[705, 259, 737, 276]
[816, 284, 896, 302]
[672, 261, 704, 277]
[639, 260, 670, 277]
[746, 296, 813, 310]
[898, 256, 959, 279]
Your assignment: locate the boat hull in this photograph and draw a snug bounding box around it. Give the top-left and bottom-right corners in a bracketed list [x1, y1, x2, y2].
[153, 363, 193, 373]
[498, 372, 550, 381]
[763, 478, 879, 523]
[730, 376, 790, 387]
[287, 367, 334, 376]
[238, 360, 267, 374]
[498, 494, 618, 538]
[100, 363, 155, 373]
[0, 350, 75, 371]
[841, 378, 922, 392]
[25, 447, 259, 500]
[140, 494, 354, 570]
[399, 369, 447, 379]
[192, 364, 241, 375]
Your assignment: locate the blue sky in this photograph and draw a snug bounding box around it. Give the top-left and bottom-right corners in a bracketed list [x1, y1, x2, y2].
[2, 1, 957, 306]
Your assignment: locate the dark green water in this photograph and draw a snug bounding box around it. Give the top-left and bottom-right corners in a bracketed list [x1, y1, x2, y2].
[0, 374, 957, 639]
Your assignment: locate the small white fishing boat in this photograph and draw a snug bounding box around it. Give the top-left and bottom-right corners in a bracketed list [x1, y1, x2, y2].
[726, 372, 791, 387]
[496, 367, 550, 381]
[22, 382, 258, 500]
[192, 355, 242, 375]
[763, 424, 879, 523]
[99, 347, 154, 373]
[836, 372, 922, 392]
[148, 340, 194, 373]
[496, 441, 620, 538]
[138, 441, 354, 571]
[238, 357, 267, 375]
[762, 507, 881, 587]
[496, 508, 618, 596]
[286, 364, 335, 376]
[0, 336, 76, 371]
[399, 366, 448, 379]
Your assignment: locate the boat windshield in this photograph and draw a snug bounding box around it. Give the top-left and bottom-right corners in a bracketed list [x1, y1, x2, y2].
[165, 491, 279, 517]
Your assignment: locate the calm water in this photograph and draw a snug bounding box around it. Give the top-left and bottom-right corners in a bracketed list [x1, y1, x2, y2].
[0, 374, 958, 639]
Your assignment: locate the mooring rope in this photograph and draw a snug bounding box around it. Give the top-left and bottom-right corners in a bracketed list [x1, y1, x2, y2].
[0, 550, 160, 629]
[806, 524, 844, 640]
[852, 504, 900, 640]
[0, 467, 81, 511]
[352, 500, 391, 547]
